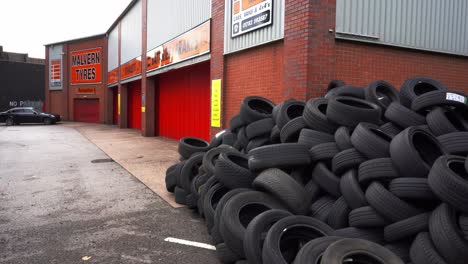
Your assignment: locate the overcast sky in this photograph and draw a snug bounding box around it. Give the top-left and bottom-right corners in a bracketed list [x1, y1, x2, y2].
[0, 0, 132, 59]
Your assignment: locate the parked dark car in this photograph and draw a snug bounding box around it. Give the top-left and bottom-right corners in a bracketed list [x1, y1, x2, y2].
[0, 107, 61, 125]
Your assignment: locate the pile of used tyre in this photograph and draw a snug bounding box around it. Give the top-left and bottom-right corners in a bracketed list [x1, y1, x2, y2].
[165, 77, 468, 264]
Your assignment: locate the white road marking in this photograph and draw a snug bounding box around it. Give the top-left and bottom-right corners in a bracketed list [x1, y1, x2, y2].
[164, 237, 216, 250]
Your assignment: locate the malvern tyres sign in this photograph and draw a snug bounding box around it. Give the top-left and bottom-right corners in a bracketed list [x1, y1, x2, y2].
[70, 47, 102, 85]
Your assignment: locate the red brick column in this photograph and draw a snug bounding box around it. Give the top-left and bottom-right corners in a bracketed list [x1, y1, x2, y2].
[282, 0, 312, 101]
[141, 0, 155, 136]
[210, 0, 226, 138]
[118, 84, 128, 128]
[307, 0, 337, 98]
[283, 0, 337, 100]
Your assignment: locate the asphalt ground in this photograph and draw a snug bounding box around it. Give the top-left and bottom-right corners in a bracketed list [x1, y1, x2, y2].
[0, 124, 219, 264]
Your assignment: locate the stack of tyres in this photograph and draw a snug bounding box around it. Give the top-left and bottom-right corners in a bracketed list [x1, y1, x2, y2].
[165, 77, 468, 264]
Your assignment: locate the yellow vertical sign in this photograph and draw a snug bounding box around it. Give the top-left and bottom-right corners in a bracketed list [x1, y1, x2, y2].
[211, 79, 222, 127]
[118, 93, 121, 115]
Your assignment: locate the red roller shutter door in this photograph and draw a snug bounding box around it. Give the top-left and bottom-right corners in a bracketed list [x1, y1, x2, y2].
[157, 62, 210, 141]
[127, 81, 142, 129]
[74, 99, 100, 123]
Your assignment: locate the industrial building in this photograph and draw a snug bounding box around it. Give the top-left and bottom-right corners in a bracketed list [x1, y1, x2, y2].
[0, 46, 45, 112]
[45, 0, 468, 141]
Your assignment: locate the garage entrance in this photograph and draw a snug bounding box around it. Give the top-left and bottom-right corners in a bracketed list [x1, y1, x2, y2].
[156, 62, 210, 141]
[74, 99, 99, 123]
[127, 81, 142, 129]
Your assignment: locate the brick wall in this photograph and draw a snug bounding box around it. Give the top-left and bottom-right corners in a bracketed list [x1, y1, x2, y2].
[223, 41, 284, 127]
[210, 0, 225, 137]
[335, 40, 468, 92]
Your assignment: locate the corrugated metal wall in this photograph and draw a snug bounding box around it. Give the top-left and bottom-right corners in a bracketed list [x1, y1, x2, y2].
[336, 0, 468, 56]
[146, 0, 211, 51]
[224, 0, 285, 54]
[121, 0, 142, 64]
[108, 26, 119, 71]
[48, 45, 63, 90]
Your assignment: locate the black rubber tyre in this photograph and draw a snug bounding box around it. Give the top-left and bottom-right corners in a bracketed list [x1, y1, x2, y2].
[466, 156, 468, 175]
[428, 155, 468, 213]
[304, 179, 322, 204]
[437, 132, 468, 155]
[174, 186, 187, 205]
[309, 142, 340, 164]
[426, 107, 468, 136]
[331, 228, 384, 244]
[276, 100, 305, 129]
[384, 102, 426, 128]
[219, 191, 286, 257]
[327, 197, 351, 229]
[459, 215, 468, 238]
[390, 126, 447, 178]
[215, 152, 255, 189]
[340, 170, 368, 209]
[280, 116, 306, 143]
[326, 85, 366, 99]
[243, 210, 292, 264]
[248, 143, 310, 171]
[230, 114, 245, 132]
[216, 243, 241, 264]
[326, 96, 382, 127]
[410, 232, 448, 264]
[203, 183, 229, 231]
[262, 216, 333, 264]
[178, 137, 210, 160]
[379, 122, 403, 138]
[203, 145, 238, 175]
[245, 136, 270, 152]
[384, 212, 430, 242]
[253, 168, 309, 215]
[303, 98, 339, 134]
[272, 100, 286, 123]
[191, 172, 209, 198]
[198, 176, 219, 217]
[222, 130, 237, 146]
[240, 96, 275, 124]
[385, 241, 411, 263]
[358, 158, 400, 183]
[270, 125, 281, 143]
[43, 117, 52, 125]
[326, 79, 346, 92]
[294, 236, 344, 264]
[212, 188, 250, 245]
[179, 152, 204, 192]
[400, 77, 447, 108]
[165, 164, 179, 192]
[365, 182, 424, 222]
[365, 80, 400, 110]
[331, 148, 366, 175]
[334, 126, 353, 151]
[235, 127, 249, 150]
[351, 122, 392, 159]
[429, 203, 468, 264]
[309, 196, 335, 222]
[389, 178, 436, 200]
[185, 193, 198, 209]
[412, 90, 468, 112]
[349, 206, 389, 228]
[246, 118, 275, 139]
[321, 238, 404, 264]
[297, 128, 334, 148]
[5, 118, 14, 126]
[312, 163, 341, 197]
